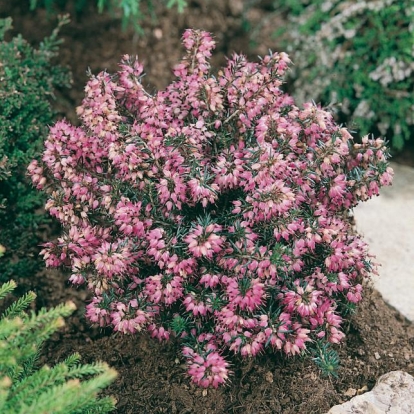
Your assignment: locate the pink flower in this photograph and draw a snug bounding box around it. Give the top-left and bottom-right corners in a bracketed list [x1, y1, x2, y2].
[69, 273, 85, 285]
[283, 323, 311, 355]
[156, 170, 187, 211]
[92, 241, 134, 279]
[184, 223, 225, 259]
[183, 348, 230, 388]
[199, 272, 222, 288]
[239, 332, 265, 357]
[183, 293, 212, 316]
[328, 174, 348, 204]
[144, 274, 184, 305]
[282, 281, 321, 317]
[111, 302, 151, 334]
[147, 323, 170, 341]
[244, 180, 296, 222]
[113, 198, 147, 237]
[187, 178, 219, 207]
[224, 277, 265, 312]
[86, 296, 110, 327]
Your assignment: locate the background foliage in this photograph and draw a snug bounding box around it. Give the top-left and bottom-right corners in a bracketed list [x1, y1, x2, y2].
[0, 15, 71, 282]
[272, 0, 414, 151]
[29, 0, 188, 33]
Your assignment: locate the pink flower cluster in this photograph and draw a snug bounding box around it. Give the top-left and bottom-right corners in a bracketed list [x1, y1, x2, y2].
[29, 29, 393, 387]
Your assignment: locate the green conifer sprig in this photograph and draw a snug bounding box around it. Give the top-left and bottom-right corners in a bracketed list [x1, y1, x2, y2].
[0, 281, 117, 413]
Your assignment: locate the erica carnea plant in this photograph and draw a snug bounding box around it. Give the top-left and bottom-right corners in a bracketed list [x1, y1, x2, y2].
[272, 0, 414, 151]
[0, 16, 71, 282]
[29, 29, 393, 387]
[0, 280, 117, 413]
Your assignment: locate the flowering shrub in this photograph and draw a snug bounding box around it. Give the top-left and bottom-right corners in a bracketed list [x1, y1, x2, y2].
[271, 0, 414, 151]
[29, 29, 393, 387]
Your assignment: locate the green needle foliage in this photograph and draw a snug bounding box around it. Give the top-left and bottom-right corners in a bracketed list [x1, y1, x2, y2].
[311, 341, 340, 378]
[0, 15, 71, 282]
[0, 280, 117, 413]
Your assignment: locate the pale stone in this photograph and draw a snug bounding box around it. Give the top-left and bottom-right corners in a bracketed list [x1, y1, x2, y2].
[353, 162, 414, 322]
[327, 371, 414, 414]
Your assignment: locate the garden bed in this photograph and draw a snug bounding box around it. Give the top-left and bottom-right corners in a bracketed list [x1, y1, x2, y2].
[1, 1, 413, 413]
[38, 268, 414, 413]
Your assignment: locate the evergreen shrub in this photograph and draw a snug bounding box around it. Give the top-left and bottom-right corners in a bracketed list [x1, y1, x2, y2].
[0, 15, 71, 281]
[29, 29, 393, 387]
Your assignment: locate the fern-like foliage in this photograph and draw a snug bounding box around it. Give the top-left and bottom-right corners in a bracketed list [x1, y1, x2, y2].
[0, 280, 117, 413]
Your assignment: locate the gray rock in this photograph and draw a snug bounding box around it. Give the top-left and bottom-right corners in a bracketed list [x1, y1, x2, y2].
[327, 371, 414, 414]
[353, 162, 414, 322]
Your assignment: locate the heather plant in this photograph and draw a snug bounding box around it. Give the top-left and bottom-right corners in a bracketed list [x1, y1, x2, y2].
[0, 16, 71, 282]
[271, 0, 414, 151]
[29, 29, 393, 387]
[0, 280, 117, 413]
[30, 0, 187, 33]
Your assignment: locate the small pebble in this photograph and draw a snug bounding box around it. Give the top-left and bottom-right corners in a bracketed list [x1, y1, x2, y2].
[344, 388, 356, 397]
[357, 385, 368, 395]
[265, 371, 274, 383]
[374, 352, 381, 360]
[153, 28, 163, 39]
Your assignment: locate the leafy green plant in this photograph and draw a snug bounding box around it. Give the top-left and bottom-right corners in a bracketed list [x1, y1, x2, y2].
[0, 280, 117, 413]
[272, 0, 414, 151]
[30, 0, 188, 33]
[0, 15, 71, 282]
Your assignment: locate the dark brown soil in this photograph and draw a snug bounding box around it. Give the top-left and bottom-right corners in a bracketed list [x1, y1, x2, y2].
[1, 1, 414, 413]
[393, 140, 414, 168]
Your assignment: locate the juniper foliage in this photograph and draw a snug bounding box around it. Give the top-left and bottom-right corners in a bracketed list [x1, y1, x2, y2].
[0, 15, 71, 282]
[0, 280, 117, 414]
